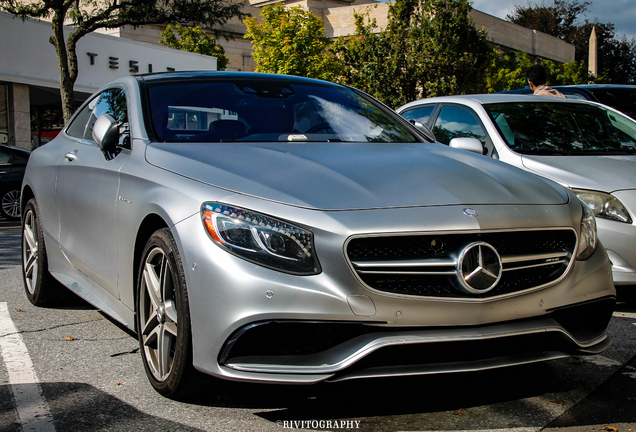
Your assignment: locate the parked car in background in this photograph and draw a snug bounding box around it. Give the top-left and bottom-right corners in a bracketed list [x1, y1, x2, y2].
[500, 84, 636, 119]
[0, 144, 30, 219]
[22, 73, 615, 399]
[398, 94, 636, 292]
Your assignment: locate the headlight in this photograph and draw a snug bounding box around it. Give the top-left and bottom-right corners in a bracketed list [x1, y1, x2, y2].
[576, 198, 598, 261]
[573, 189, 632, 224]
[201, 203, 321, 275]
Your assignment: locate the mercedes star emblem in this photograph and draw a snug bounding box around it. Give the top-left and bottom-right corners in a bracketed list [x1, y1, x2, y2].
[463, 208, 479, 217]
[455, 242, 502, 294]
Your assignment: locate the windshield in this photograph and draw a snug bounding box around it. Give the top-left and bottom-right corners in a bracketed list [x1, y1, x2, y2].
[147, 80, 419, 143]
[485, 101, 636, 155]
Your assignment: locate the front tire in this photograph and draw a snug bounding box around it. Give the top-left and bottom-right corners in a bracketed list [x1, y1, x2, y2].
[136, 228, 197, 399]
[22, 198, 65, 306]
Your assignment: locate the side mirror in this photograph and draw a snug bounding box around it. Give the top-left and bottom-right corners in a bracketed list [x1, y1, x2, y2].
[409, 120, 436, 142]
[92, 113, 119, 152]
[449, 137, 484, 155]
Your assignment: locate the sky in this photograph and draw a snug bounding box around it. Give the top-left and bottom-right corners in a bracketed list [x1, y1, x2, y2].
[471, 0, 636, 42]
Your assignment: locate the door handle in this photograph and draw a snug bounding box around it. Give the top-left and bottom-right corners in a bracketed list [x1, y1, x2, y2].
[64, 152, 77, 162]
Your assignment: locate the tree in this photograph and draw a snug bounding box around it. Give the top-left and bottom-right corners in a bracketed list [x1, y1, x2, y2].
[415, 0, 492, 98]
[506, 0, 590, 42]
[244, 4, 342, 81]
[160, 24, 229, 71]
[569, 22, 636, 83]
[485, 50, 533, 93]
[485, 50, 594, 93]
[332, 0, 492, 108]
[331, 13, 396, 104]
[1, 0, 246, 122]
[507, 0, 636, 84]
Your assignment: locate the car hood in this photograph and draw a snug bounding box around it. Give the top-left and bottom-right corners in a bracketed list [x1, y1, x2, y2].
[521, 155, 636, 192]
[146, 142, 568, 210]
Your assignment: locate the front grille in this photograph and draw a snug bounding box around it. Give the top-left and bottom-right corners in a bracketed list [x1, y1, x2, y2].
[346, 230, 576, 299]
[341, 332, 570, 373]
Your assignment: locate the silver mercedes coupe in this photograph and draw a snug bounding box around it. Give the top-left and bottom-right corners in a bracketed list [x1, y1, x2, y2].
[398, 95, 636, 292]
[21, 72, 615, 399]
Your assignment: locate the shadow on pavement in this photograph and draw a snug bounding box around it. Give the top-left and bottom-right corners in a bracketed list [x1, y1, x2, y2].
[545, 354, 636, 430]
[183, 361, 583, 430]
[0, 382, 206, 432]
[0, 219, 21, 270]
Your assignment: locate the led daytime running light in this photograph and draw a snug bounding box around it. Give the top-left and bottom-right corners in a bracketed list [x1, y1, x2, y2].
[201, 203, 320, 275]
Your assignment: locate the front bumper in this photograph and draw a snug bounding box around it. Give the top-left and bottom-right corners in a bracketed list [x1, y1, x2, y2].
[219, 297, 614, 382]
[173, 201, 615, 384]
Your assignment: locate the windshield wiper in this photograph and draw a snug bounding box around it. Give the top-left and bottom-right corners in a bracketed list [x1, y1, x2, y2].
[582, 147, 636, 155]
[522, 147, 576, 155]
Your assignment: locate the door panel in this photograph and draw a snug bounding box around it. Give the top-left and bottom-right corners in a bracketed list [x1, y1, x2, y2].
[55, 87, 130, 299]
[56, 143, 128, 298]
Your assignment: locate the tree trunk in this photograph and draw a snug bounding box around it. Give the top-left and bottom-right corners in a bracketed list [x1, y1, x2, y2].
[50, 12, 77, 123]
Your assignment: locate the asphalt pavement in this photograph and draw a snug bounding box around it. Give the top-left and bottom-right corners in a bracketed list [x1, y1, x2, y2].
[1, 215, 636, 432]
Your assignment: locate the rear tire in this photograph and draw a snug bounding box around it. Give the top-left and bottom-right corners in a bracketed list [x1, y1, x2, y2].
[136, 228, 197, 399]
[1, 189, 21, 220]
[22, 199, 66, 306]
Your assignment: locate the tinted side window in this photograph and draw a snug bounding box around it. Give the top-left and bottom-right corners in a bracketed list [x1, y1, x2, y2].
[0, 148, 12, 164]
[590, 88, 636, 120]
[66, 88, 130, 149]
[401, 106, 435, 126]
[433, 106, 488, 147]
[66, 98, 95, 139]
[562, 92, 588, 101]
[85, 89, 129, 148]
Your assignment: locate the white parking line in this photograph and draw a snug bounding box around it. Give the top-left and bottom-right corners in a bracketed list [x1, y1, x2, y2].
[581, 355, 622, 367]
[0, 303, 55, 432]
[613, 311, 636, 319]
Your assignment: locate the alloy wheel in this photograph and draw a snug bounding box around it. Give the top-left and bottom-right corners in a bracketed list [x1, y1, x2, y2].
[22, 208, 39, 295]
[139, 247, 179, 381]
[2, 190, 21, 219]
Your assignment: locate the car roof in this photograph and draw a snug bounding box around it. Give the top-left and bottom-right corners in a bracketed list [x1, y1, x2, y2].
[138, 71, 337, 86]
[497, 84, 636, 95]
[398, 93, 590, 111]
[0, 144, 31, 156]
[555, 84, 636, 90]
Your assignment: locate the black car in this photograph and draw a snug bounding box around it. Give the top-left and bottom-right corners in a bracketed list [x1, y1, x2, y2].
[0, 144, 31, 219]
[499, 84, 636, 120]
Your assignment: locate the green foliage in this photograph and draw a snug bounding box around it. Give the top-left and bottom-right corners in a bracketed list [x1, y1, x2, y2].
[415, 0, 492, 98]
[332, 0, 492, 108]
[485, 50, 533, 93]
[485, 50, 594, 93]
[244, 4, 342, 81]
[330, 13, 395, 103]
[160, 25, 228, 71]
[507, 0, 636, 84]
[544, 58, 596, 85]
